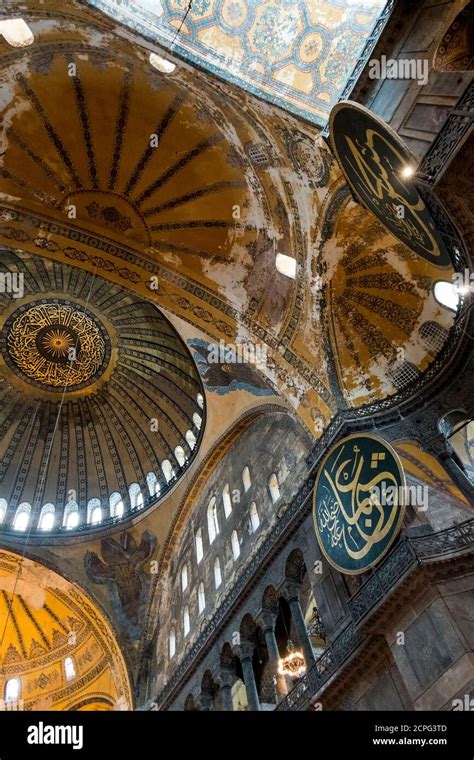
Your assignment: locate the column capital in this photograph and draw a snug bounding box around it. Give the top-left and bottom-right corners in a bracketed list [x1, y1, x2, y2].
[236, 640, 255, 662]
[283, 579, 302, 603]
[256, 609, 278, 632]
[218, 667, 235, 689]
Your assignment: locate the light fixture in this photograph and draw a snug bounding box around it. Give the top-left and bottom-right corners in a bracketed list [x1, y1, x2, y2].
[149, 52, 176, 74]
[275, 253, 296, 279]
[278, 641, 306, 679]
[400, 164, 416, 180]
[0, 19, 34, 48]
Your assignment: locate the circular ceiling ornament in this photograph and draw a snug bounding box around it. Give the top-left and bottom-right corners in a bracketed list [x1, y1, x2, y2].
[313, 434, 406, 575]
[329, 101, 452, 267]
[1, 300, 110, 392]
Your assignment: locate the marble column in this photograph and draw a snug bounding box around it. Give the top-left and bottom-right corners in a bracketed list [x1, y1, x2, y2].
[259, 612, 287, 700]
[238, 641, 260, 711]
[286, 584, 316, 670]
[219, 669, 234, 712]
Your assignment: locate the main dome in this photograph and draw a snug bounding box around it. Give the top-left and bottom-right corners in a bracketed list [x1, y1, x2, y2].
[0, 249, 205, 539]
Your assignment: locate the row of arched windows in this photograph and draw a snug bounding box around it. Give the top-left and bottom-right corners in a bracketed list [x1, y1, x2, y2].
[0, 401, 204, 533]
[170, 469, 281, 659]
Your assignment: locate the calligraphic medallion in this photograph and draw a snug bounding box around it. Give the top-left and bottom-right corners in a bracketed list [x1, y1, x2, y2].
[329, 101, 451, 266]
[313, 434, 406, 575]
[1, 300, 110, 392]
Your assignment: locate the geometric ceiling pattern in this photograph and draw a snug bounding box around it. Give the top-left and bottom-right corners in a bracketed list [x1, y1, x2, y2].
[0, 250, 204, 536]
[0, 0, 458, 438]
[85, 0, 387, 125]
[0, 550, 132, 710]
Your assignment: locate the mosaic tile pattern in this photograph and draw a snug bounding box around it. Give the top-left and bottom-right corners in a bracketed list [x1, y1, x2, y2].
[86, 0, 387, 124]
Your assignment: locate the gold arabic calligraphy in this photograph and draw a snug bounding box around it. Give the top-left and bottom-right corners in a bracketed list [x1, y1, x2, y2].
[318, 444, 399, 561]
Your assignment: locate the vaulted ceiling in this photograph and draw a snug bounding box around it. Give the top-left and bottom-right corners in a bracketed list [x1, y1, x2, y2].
[0, 550, 131, 710]
[0, 0, 457, 438]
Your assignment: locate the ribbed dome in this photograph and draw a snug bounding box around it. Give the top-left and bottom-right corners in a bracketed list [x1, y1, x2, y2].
[0, 249, 205, 537]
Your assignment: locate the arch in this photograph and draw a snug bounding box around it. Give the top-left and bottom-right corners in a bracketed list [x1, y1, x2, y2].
[198, 582, 206, 614]
[285, 548, 306, 583]
[214, 557, 222, 589]
[242, 466, 251, 492]
[181, 564, 188, 592]
[185, 429, 197, 450]
[63, 501, 79, 529]
[249, 502, 260, 532]
[434, 280, 459, 311]
[207, 496, 219, 543]
[174, 446, 186, 468]
[64, 656, 76, 681]
[169, 628, 176, 659]
[196, 393, 204, 409]
[87, 498, 102, 525]
[184, 694, 197, 711]
[4, 677, 20, 703]
[420, 321, 448, 354]
[239, 613, 256, 641]
[183, 605, 190, 637]
[0, 550, 132, 710]
[161, 460, 175, 484]
[129, 483, 143, 510]
[195, 527, 203, 564]
[13, 502, 30, 531]
[38, 503, 55, 531]
[192, 412, 202, 430]
[268, 473, 280, 504]
[222, 483, 232, 518]
[109, 492, 124, 519]
[231, 529, 240, 560]
[262, 585, 279, 614]
[146, 472, 160, 497]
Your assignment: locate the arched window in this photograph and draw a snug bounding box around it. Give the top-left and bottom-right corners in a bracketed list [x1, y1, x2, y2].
[186, 429, 197, 450]
[169, 628, 176, 659]
[63, 501, 79, 529]
[242, 466, 251, 492]
[420, 321, 448, 354]
[214, 557, 222, 589]
[0, 498, 6, 524]
[110, 492, 124, 519]
[198, 582, 205, 614]
[196, 393, 204, 409]
[0, 19, 34, 48]
[249, 502, 260, 532]
[146, 472, 160, 498]
[4, 677, 20, 704]
[38, 503, 55, 531]
[174, 446, 186, 468]
[207, 497, 219, 543]
[161, 460, 175, 483]
[388, 360, 420, 390]
[192, 412, 202, 430]
[183, 606, 190, 637]
[269, 473, 280, 504]
[434, 280, 459, 311]
[129, 483, 143, 510]
[13, 503, 30, 532]
[87, 498, 102, 525]
[222, 484, 232, 518]
[64, 656, 76, 681]
[181, 564, 188, 592]
[195, 528, 203, 564]
[231, 530, 240, 560]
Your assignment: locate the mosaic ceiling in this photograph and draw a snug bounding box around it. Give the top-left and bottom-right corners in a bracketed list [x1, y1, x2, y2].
[0, 550, 132, 710]
[85, 0, 387, 125]
[0, 250, 205, 534]
[0, 1, 457, 438]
